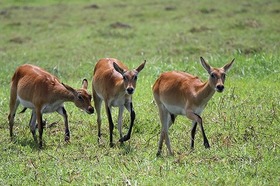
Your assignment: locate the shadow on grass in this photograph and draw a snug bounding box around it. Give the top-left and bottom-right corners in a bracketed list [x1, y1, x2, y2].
[118, 142, 134, 155]
[11, 136, 39, 150]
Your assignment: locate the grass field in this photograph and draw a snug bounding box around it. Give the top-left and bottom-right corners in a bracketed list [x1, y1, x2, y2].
[0, 0, 279, 185]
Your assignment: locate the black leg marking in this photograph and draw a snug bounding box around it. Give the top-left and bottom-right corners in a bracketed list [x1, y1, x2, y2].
[61, 107, 70, 141]
[106, 106, 114, 147]
[194, 113, 210, 149]
[37, 114, 43, 149]
[190, 122, 197, 149]
[120, 102, 135, 142]
[19, 107, 27, 114]
[170, 114, 175, 123]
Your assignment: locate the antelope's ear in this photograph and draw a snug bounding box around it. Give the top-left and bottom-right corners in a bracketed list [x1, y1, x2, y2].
[135, 60, 146, 73]
[223, 59, 235, 72]
[82, 79, 88, 90]
[200, 57, 212, 74]
[62, 83, 78, 96]
[113, 62, 125, 75]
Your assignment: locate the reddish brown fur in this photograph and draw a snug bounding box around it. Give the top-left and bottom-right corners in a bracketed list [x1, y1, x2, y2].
[153, 57, 234, 156]
[8, 64, 94, 148]
[93, 58, 128, 102]
[92, 58, 146, 146]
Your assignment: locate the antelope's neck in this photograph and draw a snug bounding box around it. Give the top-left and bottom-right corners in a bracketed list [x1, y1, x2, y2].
[196, 81, 215, 104]
[61, 88, 75, 102]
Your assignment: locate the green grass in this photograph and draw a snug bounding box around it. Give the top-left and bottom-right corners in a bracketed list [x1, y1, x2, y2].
[0, 0, 279, 185]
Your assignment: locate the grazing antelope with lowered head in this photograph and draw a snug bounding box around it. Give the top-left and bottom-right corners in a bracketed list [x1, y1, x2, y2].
[92, 58, 146, 147]
[8, 64, 94, 148]
[153, 57, 234, 156]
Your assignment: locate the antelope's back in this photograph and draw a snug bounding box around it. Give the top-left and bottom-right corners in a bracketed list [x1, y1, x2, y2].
[12, 64, 61, 100]
[13, 64, 58, 82]
[153, 71, 203, 107]
[92, 58, 129, 99]
[153, 71, 201, 93]
[93, 58, 128, 75]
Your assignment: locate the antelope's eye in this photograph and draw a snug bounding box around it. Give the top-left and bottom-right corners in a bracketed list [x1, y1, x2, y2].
[123, 76, 128, 81]
[78, 94, 83, 101]
[221, 73, 226, 79]
[211, 73, 215, 78]
[134, 75, 138, 81]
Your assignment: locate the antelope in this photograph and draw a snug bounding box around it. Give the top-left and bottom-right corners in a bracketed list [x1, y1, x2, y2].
[153, 57, 234, 156]
[92, 58, 146, 147]
[8, 64, 94, 148]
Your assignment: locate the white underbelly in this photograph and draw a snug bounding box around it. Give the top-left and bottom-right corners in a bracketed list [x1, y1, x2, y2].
[164, 104, 186, 115]
[110, 98, 125, 107]
[194, 107, 204, 115]
[18, 96, 63, 113]
[41, 102, 64, 113]
[18, 96, 35, 109]
[96, 91, 127, 107]
[164, 104, 205, 116]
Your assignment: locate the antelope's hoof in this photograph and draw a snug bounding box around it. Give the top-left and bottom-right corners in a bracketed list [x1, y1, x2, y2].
[10, 135, 14, 141]
[38, 142, 43, 149]
[156, 151, 162, 157]
[204, 142, 210, 148]
[110, 142, 115, 147]
[119, 135, 130, 143]
[119, 138, 124, 143]
[65, 136, 70, 142]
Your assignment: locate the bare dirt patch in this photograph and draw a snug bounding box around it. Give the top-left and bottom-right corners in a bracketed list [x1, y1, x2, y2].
[9, 36, 31, 44]
[110, 22, 132, 29]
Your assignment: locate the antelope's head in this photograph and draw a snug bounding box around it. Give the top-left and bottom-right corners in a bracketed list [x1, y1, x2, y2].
[63, 79, 94, 114]
[200, 57, 235, 93]
[113, 60, 146, 95]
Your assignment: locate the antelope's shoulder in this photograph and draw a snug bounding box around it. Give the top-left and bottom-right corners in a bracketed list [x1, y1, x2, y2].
[158, 71, 202, 86]
[95, 58, 127, 71]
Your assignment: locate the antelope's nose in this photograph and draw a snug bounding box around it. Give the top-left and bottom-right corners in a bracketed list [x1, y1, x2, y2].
[216, 85, 224, 92]
[88, 106, 94, 114]
[126, 87, 134, 95]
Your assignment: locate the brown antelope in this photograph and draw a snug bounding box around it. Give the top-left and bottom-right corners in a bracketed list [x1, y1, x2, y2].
[153, 57, 234, 156]
[8, 64, 94, 148]
[92, 58, 146, 147]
